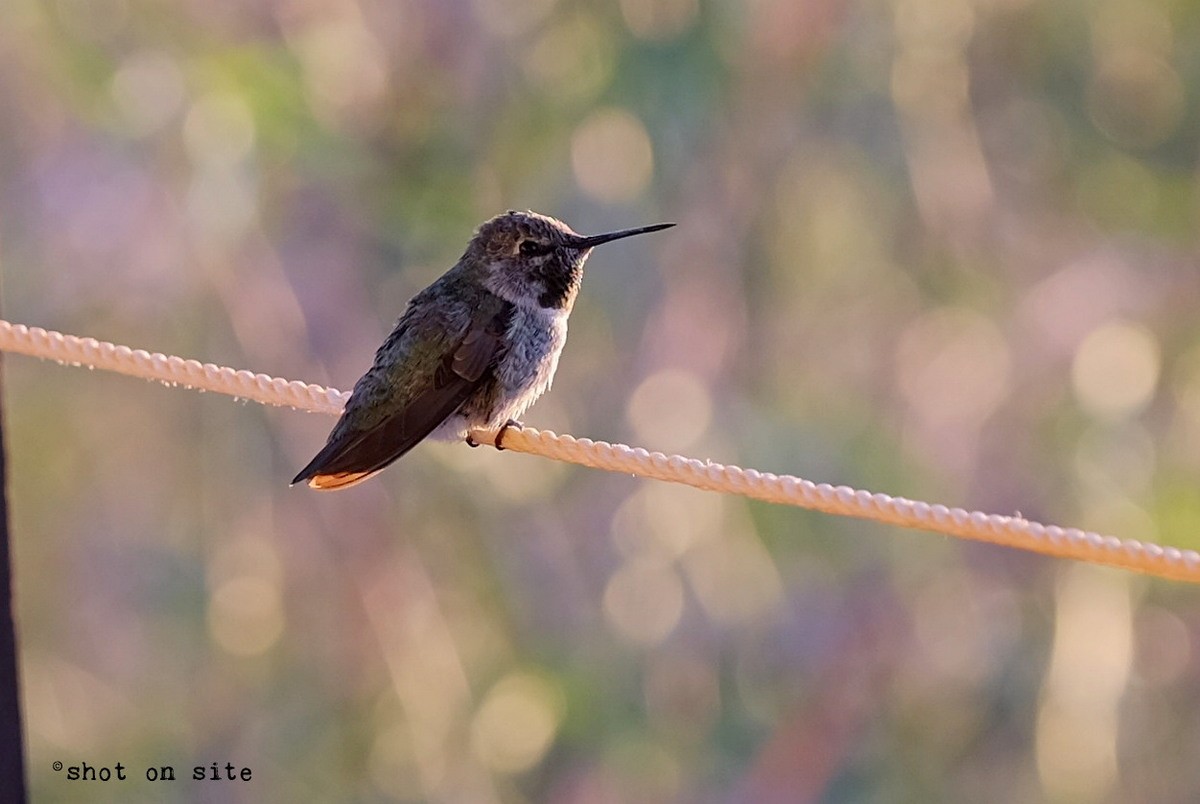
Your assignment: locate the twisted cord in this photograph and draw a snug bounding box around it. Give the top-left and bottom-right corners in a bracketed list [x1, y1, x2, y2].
[3, 319, 1198, 583]
[0, 321, 348, 415]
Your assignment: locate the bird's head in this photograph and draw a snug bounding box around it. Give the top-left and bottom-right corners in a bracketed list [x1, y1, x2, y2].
[466, 210, 673, 311]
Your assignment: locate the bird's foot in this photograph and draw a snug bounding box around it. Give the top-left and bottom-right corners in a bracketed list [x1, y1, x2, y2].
[465, 434, 481, 448]
[495, 419, 524, 451]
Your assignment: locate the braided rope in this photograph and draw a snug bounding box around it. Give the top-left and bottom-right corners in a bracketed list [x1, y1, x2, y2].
[3, 319, 1198, 583]
[0, 321, 349, 414]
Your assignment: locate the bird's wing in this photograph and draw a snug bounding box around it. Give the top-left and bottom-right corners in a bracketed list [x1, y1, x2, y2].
[293, 300, 513, 490]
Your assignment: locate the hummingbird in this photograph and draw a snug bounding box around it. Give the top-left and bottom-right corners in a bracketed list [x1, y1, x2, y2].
[293, 210, 674, 490]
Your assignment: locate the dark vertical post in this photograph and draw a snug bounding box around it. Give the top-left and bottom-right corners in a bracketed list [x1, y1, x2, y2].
[0, 360, 27, 794]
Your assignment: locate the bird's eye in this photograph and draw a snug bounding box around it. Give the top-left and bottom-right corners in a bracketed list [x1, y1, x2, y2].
[519, 239, 548, 257]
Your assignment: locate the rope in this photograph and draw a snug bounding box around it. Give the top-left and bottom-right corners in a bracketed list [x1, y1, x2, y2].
[0, 321, 348, 415]
[3, 319, 1198, 583]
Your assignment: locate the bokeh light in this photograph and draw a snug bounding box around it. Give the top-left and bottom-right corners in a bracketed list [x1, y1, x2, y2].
[1071, 320, 1161, 420]
[470, 672, 564, 773]
[571, 108, 655, 203]
[603, 559, 685, 645]
[626, 368, 712, 452]
[1036, 568, 1132, 801]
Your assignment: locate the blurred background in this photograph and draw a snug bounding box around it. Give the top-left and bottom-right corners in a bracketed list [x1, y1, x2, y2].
[2, 0, 1200, 800]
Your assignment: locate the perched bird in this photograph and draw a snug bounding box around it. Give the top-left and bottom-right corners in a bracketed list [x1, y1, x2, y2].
[293, 210, 674, 490]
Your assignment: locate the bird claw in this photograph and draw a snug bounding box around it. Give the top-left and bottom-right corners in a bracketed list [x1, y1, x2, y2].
[465, 434, 481, 448]
[495, 419, 523, 451]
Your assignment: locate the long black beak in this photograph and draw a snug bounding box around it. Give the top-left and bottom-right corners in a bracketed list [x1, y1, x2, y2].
[570, 222, 675, 249]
